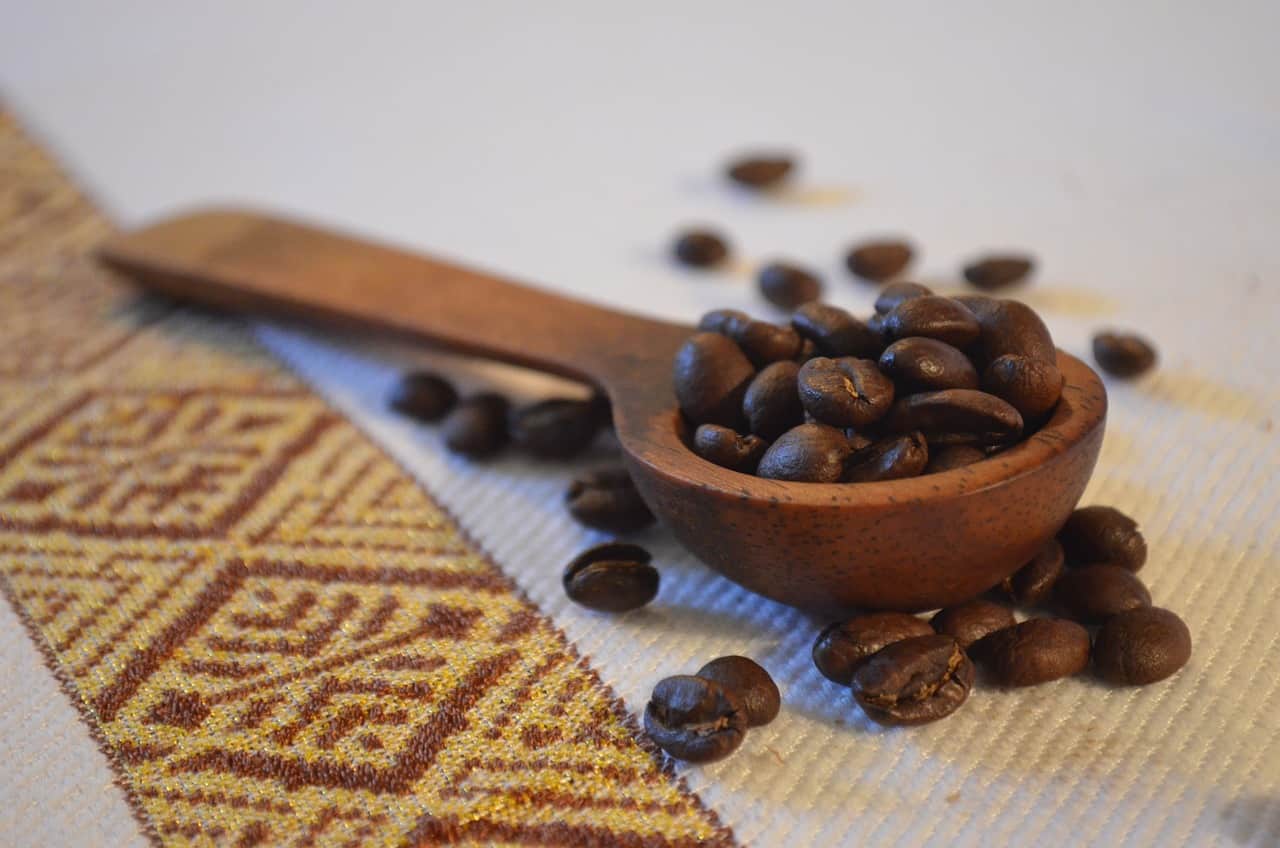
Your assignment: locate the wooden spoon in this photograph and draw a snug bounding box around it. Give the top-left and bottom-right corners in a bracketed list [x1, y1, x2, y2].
[98, 208, 1106, 613]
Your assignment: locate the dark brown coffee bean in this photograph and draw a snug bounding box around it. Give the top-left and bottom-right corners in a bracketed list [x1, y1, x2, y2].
[696, 656, 780, 727]
[930, 600, 1016, 649]
[388, 371, 458, 421]
[563, 542, 659, 612]
[725, 154, 794, 189]
[1092, 331, 1158, 377]
[846, 239, 914, 282]
[1001, 539, 1064, 605]
[731, 320, 804, 367]
[882, 296, 981, 347]
[843, 431, 928, 482]
[963, 298, 1056, 368]
[673, 332, 756, 427]
[866, 311, 887, 340]
[884, 389, 1023, 447]
[743, 361, 803, 440]
[874, 281, 933, 314]
[698, 308, 752, 337]
[644, 675, 747, 762]
[982, 354, 1064, 422]
[878, 337, 980, 392]
[672, 229, 730, 268]
[791, 302, 882, 358]
[509, 398, 602, 459]
[566, 468, 656, 534]
[1093, 607, 1191, 686]
[1059, 506, 1147, 572]
[442, 393, 509, 458]
[977, 618, 1090, 686]
[1055, 564, 1151, 624]
[756, 423, 852, 482]
[852, 635, 974, 726]
[811, 612, 934, 685]
[963, 254, 1035, 290]
[758, 261, 822, 309]
[693, 424, 768, 473]
[925, 445, 987, 473]
[797, 357, 895, 428]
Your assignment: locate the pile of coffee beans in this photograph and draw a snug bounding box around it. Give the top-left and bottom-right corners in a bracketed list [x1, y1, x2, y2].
[644, 656, 779, 762]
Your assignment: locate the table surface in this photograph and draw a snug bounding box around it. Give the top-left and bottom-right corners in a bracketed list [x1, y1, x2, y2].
[3, 2, 1279, 846]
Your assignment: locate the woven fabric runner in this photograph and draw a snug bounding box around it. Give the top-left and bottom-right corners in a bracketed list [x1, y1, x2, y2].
[0, 108, 732, 847]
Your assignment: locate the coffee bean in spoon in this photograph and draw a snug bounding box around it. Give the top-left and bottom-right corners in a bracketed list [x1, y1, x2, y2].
[696, 656, 780, 727]
[963, 254, 1035, 290]
[797, 357, 895, 428]
[388, 371, 457, 421]
[1054, 564, 1151, 624]
[731, 319, 804, 367]
[961, 298, 1057, 368]
[982, 354, 1064, 422]
[883, 389, 1023, 447]
[842, 431, 928, 482]
[509, 398, 602, 459]
[874, 281, 933, 314]
[725, 154, 795, 189]
[756, 422, 853, 483]
[743, 361, 804, 440]
[851, 635, 975, 726]
[758, 261, 822, 309]
[930, 599, 1016, 650]
[925, 445, 987, 473]
[846, 239, 914, 282]
[673, 332, 756, 427]
[693, 424, 768, 473]
[672, 229, 730, 268]
[1093, 607, 1191, 686]
[791, 302, 883, 359]
[976, 618, 1090, 686]
[811, 612, 935, 685]
[644, 676, 748, 763]
[698, 308, 752, 337]
[442, 393, 509, 458]
[1001, 539, 1064, 605]
[1092, 331, 1158, 377]
[1058, 506, 1147, 572]
[878, 337, 980, 392]
[563, 542, 659, 612]
[882, 296, 981, 347]
[566, 468, 656, 534]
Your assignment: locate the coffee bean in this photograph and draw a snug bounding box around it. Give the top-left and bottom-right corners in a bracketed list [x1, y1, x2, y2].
[795, 337, 818, 363]
[758, 261, 822, 309]
[672, 229, 730, 268]
[925, 445, 986, 473]
[1055, 564, 1151, 624]
[878, 337, 980, 392]
[884, 389, 1023, 447]
[698, 308, 752, 337]
[976, 618, 1090, 686]
[882, 296, 981, 347]
[693, 424, 768, 473]
[673, 332, 756, 427]
[732, 319, 804, 367]
[743, 361, 804, 440]
[563, 542, 659, 612]
[696, 656, 780, 727]
[846, 239, 914, 282]
[566, 468, 656, 534]
[843, 428, 874, 452]
[791, 302, 883, 359]
[1058, 506, 1147, 572]
[442, 393, 509, 458]
[851, 635, 974, 726]
[1093, 607, 1191, 686]
[509, 398, 602, 459]
[843, 431, 928, 482]
[756, 423, 852, 482]
[725, 154, 794, 189]
[963, 254, 1035, 290]
[811, 612, 934, 685]
[982, 354, 1064, 422]
[874, 281, 933, 315]
[930, 600, 1016, 649]
[644, 675, 748, 762]
[388, 371, 458, 421]
[962, 298, 1056, 368]
[1092, 331, 1157, 377]
[866, 311, 887, 340]
[797, 357, 895, 428]
[1001, 539, 1064, 605]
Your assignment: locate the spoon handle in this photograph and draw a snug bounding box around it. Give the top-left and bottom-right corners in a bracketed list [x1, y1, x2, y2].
[97, 208, 688, 389]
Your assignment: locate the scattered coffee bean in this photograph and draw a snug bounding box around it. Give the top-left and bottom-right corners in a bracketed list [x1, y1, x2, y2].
[1092, 331, 1157, 377]
[879, 337, 980, 392]
[812, 612, 934, 685]
[925, 445, 987, 473]
[743, 361, 804, 440]
[758, 261, 822, 309]
[1093, 607, 1191, 686]
[388, 371, 458, 421]
[696, 656, 781, 727]
[644, 675, 748, 762]
[846, 239, 914, 282]
[851, 635, 975, 726]
[1055, 564, 1151, 624]
[732, 319, 804, 367]
[930, 600, 1016, 649]
[977, 618, 1090, 686]
[791, 302, 882, 359]
[882, 296, 981, 347]
[756, 423, 852, 482]
[874, 281, 933, 315]
[797, 357, 895, 428]
[982, 354, 1064, 422]
[672, 229, 730, 268]
[442, 393, 509, 458]
[963, 254, 1035, 290]
[693, 424, 768, 473]
[698, 308, 751, 337]
[725, 154, 795, 189]
[673, 332, 756, 426]
[1058, 506, 1147, 572]
[1001, 539, 1064, 605]
[566, 468, 656, 534]
[563, 542, 659, 612]
[509, 398, 602, 459]
[884, 389, 1023, 447]
[843, 432, 928, 482]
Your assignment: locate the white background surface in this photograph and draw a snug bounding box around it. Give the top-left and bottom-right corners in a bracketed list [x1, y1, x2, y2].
[3, 2, 1280, 846]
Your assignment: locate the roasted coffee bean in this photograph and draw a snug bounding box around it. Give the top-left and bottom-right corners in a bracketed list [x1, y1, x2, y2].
[1055, 564, 1151, 624]
[644, 676, 748, 763]
[509, 398, 602, 459]
[563, 542, 659, 612]
[884, 389, 1023, 447]
[874, 281, 933, 315]
[672, 229, 730, 268]
[732, 319, 804, 367]
[566, 468, 656, 533]
[963, 254, 1035, 290]
[1001, 539, 1064, 605]
[811, 612, 934, 685]
[882, 296, 981, 347]
[1092, 331, 1157, 377]
[851, 635, 974, 726]
[756, 423, 852, 482]
[696, 656, 781, 727]
[982, 354, 1064, 422]
[698, 308, 751, 337]
[725, 154, 794, 189]
[758, 261, 822, 309]
[925, 445, 986, 473]
[866, 311, 887, 340]
[442, 393, 509, 458]
[962, 298, 1056, 368]
[1058, 506, 1147, 572]
[743, 361, 803, 440]
[846, 239, 914, 282]
[1093, 607, 1191, 686]
[843, 431, 928, 482]
[791, 302, 882, 359]
[673, 332, 756, 426]
[388, 371, 458, 421]
[930, 600, 1016, 649]
[977, 618, 1090, 686]
[693, 424, 768, 473]
[878, 337, 980, 392]
[797, 357, 895, 428]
